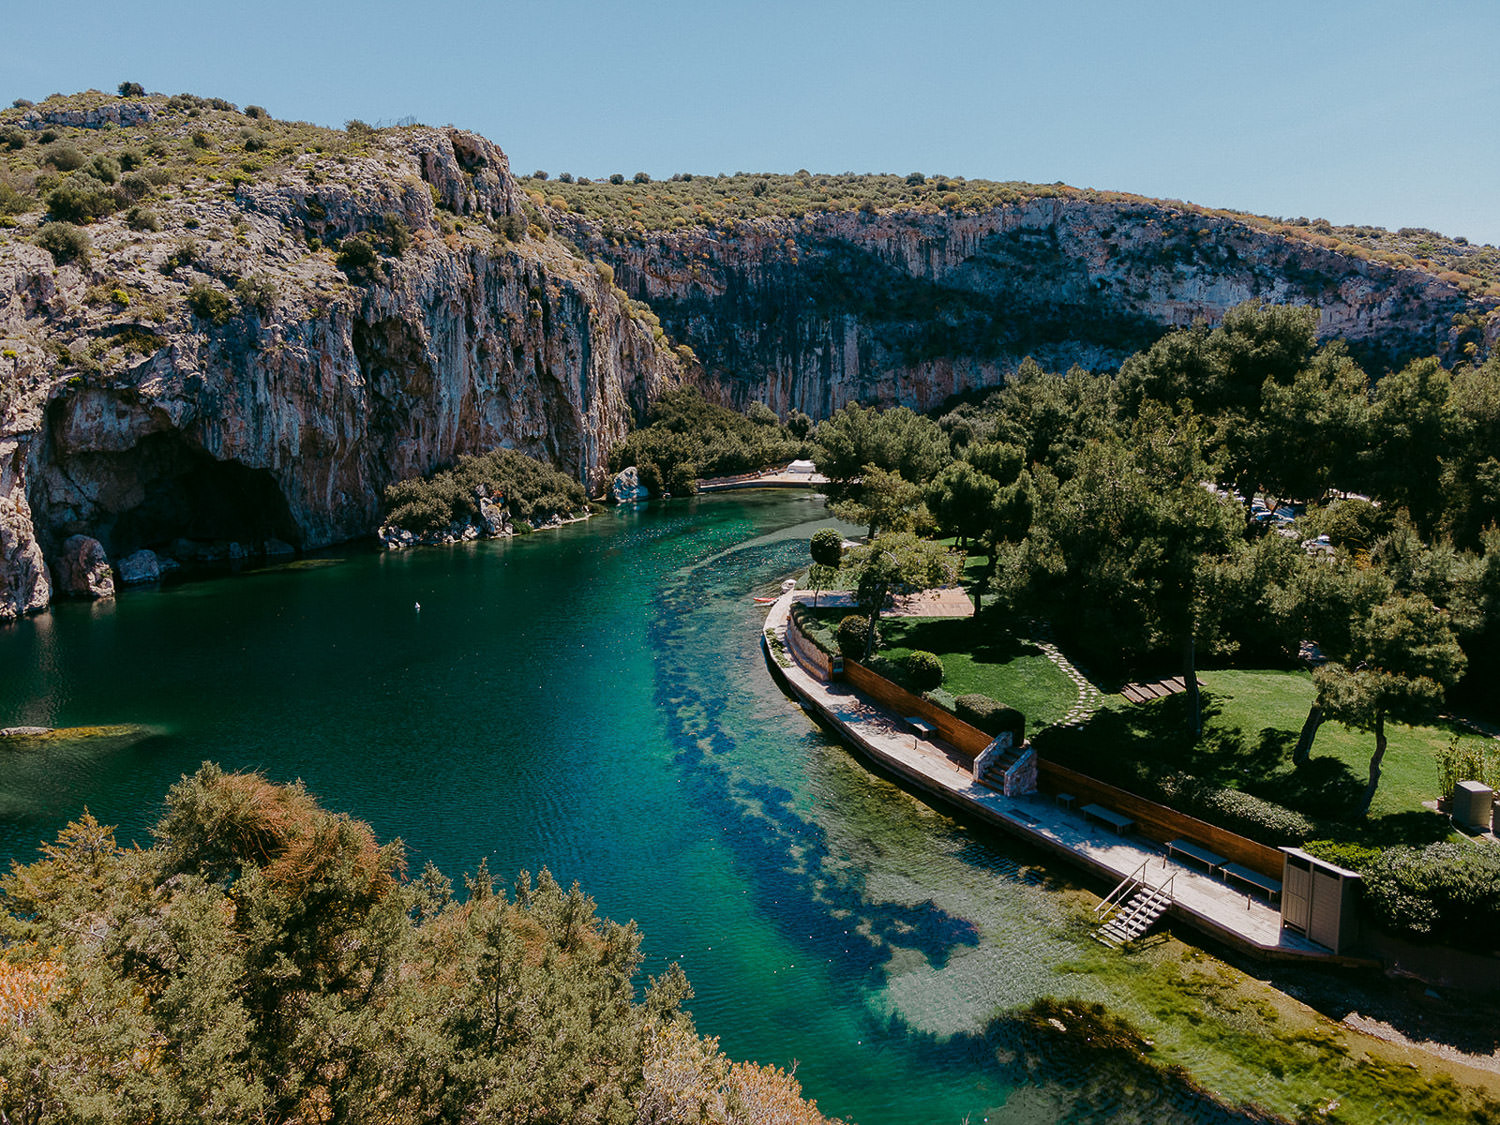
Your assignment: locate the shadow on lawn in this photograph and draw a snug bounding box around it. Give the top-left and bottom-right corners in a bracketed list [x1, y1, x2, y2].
[1033, 691, 1452, 848]
[879, 615, 1040, 663]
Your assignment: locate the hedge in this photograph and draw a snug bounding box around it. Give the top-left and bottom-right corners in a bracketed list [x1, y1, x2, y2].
[1339, 842, 1500, 949]
[954, 693, 1025, 744]
[1155, 772, 1317, 847]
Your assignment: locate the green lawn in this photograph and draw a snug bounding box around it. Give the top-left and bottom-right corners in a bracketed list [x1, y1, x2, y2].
[1035, 666, 1471, 847]
[794, 607, 1077, 732]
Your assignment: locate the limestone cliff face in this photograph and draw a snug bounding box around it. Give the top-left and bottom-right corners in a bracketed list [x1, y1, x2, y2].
[0, 124, 682, 621]
[561, 198, 1489, 414]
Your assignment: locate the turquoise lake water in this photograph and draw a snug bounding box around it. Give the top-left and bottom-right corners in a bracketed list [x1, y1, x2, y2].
[0, 493, 1261, 1124]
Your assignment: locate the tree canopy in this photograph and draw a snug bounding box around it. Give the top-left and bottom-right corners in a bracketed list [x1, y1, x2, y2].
[0, 765, 834, 1125]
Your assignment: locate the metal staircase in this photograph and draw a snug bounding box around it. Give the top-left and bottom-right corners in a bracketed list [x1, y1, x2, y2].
[1093, 861, 1175, 948]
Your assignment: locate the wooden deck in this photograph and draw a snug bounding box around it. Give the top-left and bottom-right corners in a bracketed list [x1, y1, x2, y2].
[1120, 675, 1203, 703]
[762, 590, 1360, 966]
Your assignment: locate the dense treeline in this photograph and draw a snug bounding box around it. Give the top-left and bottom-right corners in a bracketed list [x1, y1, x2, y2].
[607, 388, 812, 494]
[803, 302, 1499, 940]
[0, 765, 832, 1125]
[810, 303, 1500, 812]
[383, 448, 588, 535]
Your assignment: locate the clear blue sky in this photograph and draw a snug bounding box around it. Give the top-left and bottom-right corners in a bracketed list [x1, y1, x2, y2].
[9, 0, 1498, 245]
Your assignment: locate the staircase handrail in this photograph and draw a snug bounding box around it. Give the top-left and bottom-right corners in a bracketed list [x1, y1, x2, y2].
[1094, 859, 1149, 918]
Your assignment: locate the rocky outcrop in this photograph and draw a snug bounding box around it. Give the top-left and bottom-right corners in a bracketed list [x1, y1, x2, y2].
[53, 534, 113, 599]
[0, 113, 683, 620]
[17, 100, 157, 131]
[609, 466, 649, 503]
[116, 548, 160, 585]
[561, 199, 1493, 414]
[0, 439, 49, 619]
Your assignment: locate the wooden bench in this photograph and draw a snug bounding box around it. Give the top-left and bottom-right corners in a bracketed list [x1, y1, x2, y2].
[1220, 862, 1282, 903]
[1081, 803, 1135, 834]
[1167, 838, 1226, 874]
[903, 716, 936, 744]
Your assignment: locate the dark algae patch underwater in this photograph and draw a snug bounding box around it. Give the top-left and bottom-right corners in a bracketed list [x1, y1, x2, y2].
[2, 493, 1498, 1123]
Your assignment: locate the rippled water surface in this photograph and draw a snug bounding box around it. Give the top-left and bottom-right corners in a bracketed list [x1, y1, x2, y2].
[0, 494, 1258, 1124]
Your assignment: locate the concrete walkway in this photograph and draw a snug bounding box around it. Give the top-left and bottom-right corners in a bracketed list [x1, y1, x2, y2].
[698, 469, 828, 492]
[763, 589, 1351, 964]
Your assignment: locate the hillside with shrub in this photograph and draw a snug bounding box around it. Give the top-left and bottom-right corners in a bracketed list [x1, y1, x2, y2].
[534, 171, 1500, 300]
[382, 447, 588, 540]
[608, 387, 812, 495]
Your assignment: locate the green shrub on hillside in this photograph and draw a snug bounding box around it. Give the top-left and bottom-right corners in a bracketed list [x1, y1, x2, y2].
[335, 234, 382, 282]
[45, 175, 118, 223]
[383, 448, 587, 535]
[125, 205, 159, 231]
[34, 221, 91, 265]
[187, 282, 235, 325]
[41, 143, 86, 172]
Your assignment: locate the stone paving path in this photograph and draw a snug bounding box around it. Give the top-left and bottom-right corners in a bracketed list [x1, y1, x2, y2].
[1029, 626, 1105, 730]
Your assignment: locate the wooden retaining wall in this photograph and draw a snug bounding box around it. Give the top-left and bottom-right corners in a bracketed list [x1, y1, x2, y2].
[1039, 761, 1285, 878]
[785, 609, 991, 761]
[841, 661, 992, 761]
[785, 604, 1281, 879]
[784, 615, 831, 678]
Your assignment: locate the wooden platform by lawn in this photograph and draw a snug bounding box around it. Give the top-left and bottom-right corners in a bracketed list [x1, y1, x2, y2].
[1121, 675, 1203, 704]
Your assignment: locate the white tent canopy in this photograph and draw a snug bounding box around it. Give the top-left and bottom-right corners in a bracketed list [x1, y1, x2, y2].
[787, 459, 817, 475]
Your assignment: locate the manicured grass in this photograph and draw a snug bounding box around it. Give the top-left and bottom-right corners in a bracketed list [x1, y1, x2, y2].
[877, 617, 1075, 731]
[1198, 669, 1458, 822]
[1035, 666, 1470, 846]
[795, 606, 1077, 732]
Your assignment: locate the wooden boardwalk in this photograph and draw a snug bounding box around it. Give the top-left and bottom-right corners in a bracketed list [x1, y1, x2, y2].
[1120, 675, 1201, 704]
[698, 468, 828, 492]
[762, 590, 1354, 965]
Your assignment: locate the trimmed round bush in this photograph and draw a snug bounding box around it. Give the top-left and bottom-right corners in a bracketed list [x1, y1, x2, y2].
[810, 527, 843, 567]
[836, 615, 874, 659]
[905, 651, 944, 692]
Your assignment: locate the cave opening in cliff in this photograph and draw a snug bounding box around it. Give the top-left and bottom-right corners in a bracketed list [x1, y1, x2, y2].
[102, 434, 302, 557]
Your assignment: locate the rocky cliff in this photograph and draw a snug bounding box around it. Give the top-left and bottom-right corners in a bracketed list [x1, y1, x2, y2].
[557, 195, 1494, 415]
[0, 94, 683, 621]
[3, 91, 1496, 623]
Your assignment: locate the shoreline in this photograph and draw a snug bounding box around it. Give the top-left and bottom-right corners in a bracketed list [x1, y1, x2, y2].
[758, 583, 1500, 1094]
[760, 586, 1352, 967]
